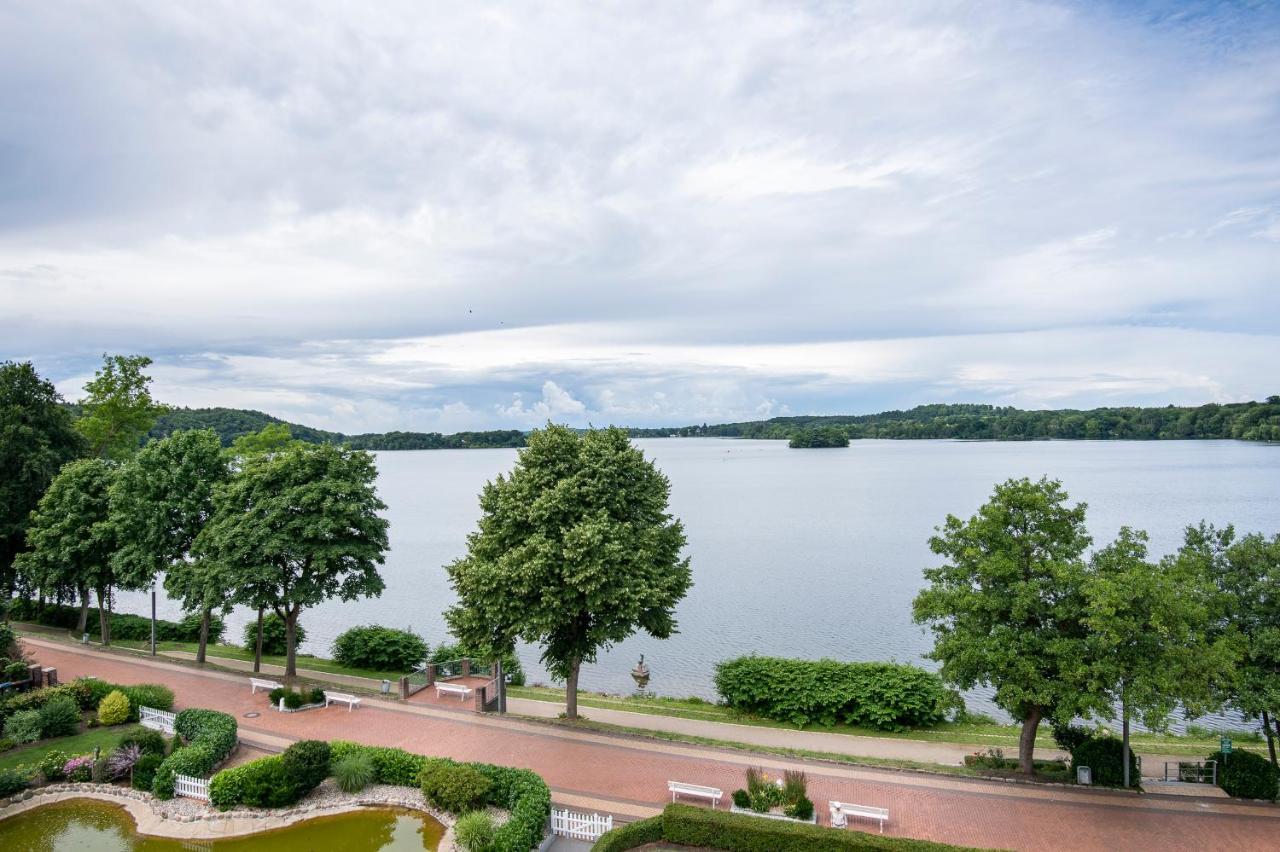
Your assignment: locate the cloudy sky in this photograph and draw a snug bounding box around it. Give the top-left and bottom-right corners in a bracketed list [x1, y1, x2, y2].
[2, 1, 1278, 433]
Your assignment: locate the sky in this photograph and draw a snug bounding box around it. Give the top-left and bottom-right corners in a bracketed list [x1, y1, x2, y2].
[2, 1, 1278, 433]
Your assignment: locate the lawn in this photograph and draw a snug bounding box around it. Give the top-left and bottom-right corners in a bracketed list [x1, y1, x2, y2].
[111, 639, 407, 682]
[0, 724, 142, 772]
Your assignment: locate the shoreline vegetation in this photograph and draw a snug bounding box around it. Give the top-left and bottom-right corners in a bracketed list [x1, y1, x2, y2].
[146, 398, 1280, 451]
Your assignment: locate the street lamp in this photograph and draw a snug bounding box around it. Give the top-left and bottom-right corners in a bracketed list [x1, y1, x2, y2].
[150, 581, 157, 656]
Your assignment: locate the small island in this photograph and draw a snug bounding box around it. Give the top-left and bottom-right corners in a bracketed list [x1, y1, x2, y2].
[787, 426, 850, 448]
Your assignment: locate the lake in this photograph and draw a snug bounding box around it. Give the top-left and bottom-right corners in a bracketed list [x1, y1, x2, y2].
[117, 438, 1280, 724]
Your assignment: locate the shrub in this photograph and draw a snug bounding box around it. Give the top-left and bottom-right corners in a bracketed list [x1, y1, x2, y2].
[308, 687, 326, 705]
[419, 759, 492, 813]
[97, 690, 131, 726]
[3, 660, 28, 680]
[4, 709, 43, 743]
[0, 767, 31, 798]
[454, 810, 496, 852]
[38, 749, 71, 781]
[332, 752, 375, 793]
[63, 754, 94, 782]
[713, 656, 953, 731]
[242, 614, 303, 656]
[40, 694, 83, 738]
[1069, 736, 1139, 788]
[118, 728, 167, 756]
[0, 737, 13, 752]
[91, 755, 110, 783]
[331, 625, 428, 671]
[152, 708, 237, 798]
[731, 788, 750, 808]
[268, 686, 286, 704]
[132, 753, 162, 790]
[1208, 750, 1279, 801]
[283, 690, 304, 710]
[282, 739, 330, 795]
[1051, 722, 1091, 754]
[4, 600, 223, 643]
[107, 743, 143, 780]
[0, 622, 16, 657]
[592, 815, 664, 852]
[119, 684, 174, 720]
[784, 796, 814, 821]
[210, 756, 298, 809]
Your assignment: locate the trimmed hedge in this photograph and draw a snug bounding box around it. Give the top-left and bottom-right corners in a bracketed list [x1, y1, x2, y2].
[592, 804, 986, 852]
[1208, 749, 1279, 801]
[7, 599, 224, 643]
[1069, 736, 1139, 788]
[153, 708, 237, 798]
[714, 656, 953, 730]
[419, 759, 491, 813]
[209, 755, 298, 809]
[331, 625, 427, 671]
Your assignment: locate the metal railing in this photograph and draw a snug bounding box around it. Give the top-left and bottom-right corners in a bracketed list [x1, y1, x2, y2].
[1163, 760, 1217, 784]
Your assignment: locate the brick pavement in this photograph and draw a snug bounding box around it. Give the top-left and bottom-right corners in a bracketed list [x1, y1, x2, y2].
[24, 640, 1280, 851]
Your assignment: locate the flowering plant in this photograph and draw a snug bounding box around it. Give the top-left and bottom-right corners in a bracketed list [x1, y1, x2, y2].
[63, 755, 94, 782]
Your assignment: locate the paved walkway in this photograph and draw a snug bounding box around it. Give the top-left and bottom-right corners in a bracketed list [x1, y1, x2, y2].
[24, 639, 1280, 851]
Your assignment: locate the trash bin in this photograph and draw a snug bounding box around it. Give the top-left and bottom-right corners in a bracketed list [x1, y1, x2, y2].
[1077, 766, 1092, 785]
[381, 679, 391, 694]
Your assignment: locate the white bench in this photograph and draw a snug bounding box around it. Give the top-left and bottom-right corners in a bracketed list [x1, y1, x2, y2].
[324, 691, 362, 712]
[435, 682, 473, 701]
[830, 801, 889, 833]
[668, 781, 722, 806]
[250, 678, 283, 694]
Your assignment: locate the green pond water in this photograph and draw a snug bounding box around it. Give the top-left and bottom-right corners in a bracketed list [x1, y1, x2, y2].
[0, 799, 444, 851]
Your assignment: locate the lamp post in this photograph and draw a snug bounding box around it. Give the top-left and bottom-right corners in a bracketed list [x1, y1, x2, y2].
[150, 581, 156, 656]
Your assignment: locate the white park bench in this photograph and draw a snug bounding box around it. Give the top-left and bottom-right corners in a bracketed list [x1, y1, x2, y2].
[830, 801, 889, 833]
[435, 682, 473, 701]
[250, 678, 283, 694]
[667, 780, 722, 806]
[324, 691, 362, 712]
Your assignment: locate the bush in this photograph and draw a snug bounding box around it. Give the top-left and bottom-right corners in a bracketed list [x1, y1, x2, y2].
[784, 796, 814, 821]
[4, 709, 43, 743]
[119, 684, 174, 720]
[97, 690, 131, 726]
[210, 756, 298, 809]
[242, 614, 303, 656]
[0, 737, 13, 752]
[1208, 750, 1279, 801]
[107, 743, 143, 780]
[332, 625, 428, 672]
[118, 728, 167, 756]
[4, 661, 28, 680]
[283, 691, 304, 710]
[63, 754, 94, 782]
[282, 739, 330, 795]
[1069, 736, 1139, 788]
[592, 815, 664, 852]
[714, 656, 953, 731]
[132, 753, 163, 790]
[38, 749, 71, 781]
[454, 810, 496, 852]
[152, 708, 237, 798]
[731, 788, 750, 808]
[0, 767, 30, 798]
[332, 752, 375, 793]
[0, 622, 16, 657]
[4, 600, 224, 643]
[40, 694, 83, 738]
[0, 683, 89, 727]
[419, 759, 492, 813]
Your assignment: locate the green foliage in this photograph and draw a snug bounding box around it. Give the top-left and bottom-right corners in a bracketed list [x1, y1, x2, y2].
[283, 691, 304, 710]
[454, 810, 497, 852]
[429, 642, 525, 686]
[97, 690, 130, 726]
[118, 684, 174, 720]
[242, 613, 304, 656]
[282, 739, 330, 795]
[785, 796, 815, 821]
[0, 738, 13, 752]
[39, 695, 82, 738]
[447, 424, 691, 718]
[6, 600, 224, 643]
[152, 708, 237, 798]
[332, 752, 375, 793]
[117, 728, 167, 756]
[74, 353, 167, 461]
[0, 767, 32, 797]
[3, 661, 28, 680]
[263, 685, 325, 709]
[37, 749, 70, 781]
[196, 442, 389, 676]
[419, 759, 492, 813]
[210, 755, 298, 809]
[592, 815, 664, 852]
[1069, 736, 1140, 788]
[1208, 750, 1279, 801]
[714, 656, 952, 731]
[0, 623, 18, 659]
[132, 752, 162, 790]
[331, 625, 427, 671]
[787, 426, 848, 448]
[731, 789, 750, 808]
[4, 710, 43, 744]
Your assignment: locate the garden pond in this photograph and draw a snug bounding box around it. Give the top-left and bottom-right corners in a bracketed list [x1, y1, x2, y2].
[0, 799, 444, 850]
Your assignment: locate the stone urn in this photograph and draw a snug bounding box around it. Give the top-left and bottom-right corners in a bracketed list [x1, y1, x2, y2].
[630, 654, 651, 690]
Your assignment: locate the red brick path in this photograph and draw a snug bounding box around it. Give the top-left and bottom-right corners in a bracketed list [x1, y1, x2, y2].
[28, 641, 1280, 851]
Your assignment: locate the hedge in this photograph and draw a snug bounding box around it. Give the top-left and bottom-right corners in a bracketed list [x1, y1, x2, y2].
[331, 625, 427, 671]
[0, 679, 173, 726]
[1208, 749, 1279, 801]
[210, 755, 298, 809]
[242, 614, 304, 656]
[153, 708, 237, 798]
[714, 656, 953, 730]
[591, 804, 987, 852]
[7, 599, 225, 644]
[1069, 736, 1139, 788]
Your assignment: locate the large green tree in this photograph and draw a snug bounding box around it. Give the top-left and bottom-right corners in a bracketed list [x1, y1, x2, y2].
[110, 429, 231, 663]
[913, 477, 1100, 774]
[1081, 527, 1234, 786]
[75, 354, 167, 460]
[193, 442, 389, 676]
[15, 459, 125, 643]
[446, 424, 692, 719]
[0, 361, 84, 601]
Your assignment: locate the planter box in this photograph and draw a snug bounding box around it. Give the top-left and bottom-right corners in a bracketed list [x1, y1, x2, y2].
[729, 804, 817, 824]
[272, 701, 326, 714]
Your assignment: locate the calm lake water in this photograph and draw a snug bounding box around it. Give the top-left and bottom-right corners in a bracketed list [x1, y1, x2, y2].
[118, 438, 1280, 725]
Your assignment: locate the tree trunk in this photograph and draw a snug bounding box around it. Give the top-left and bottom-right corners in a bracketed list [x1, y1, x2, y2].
[284, 609, 298, 678]
[565, 657, 581, 720]
[76, 587, 90, 635]
[196, 609, 211, 664]
[1018, 706, 1043, 775]
[253, 606, 264, 674]
[97, 586, 111, 646]
[1264, 710, 1277, 768]
[1122, 698, 1131, 788]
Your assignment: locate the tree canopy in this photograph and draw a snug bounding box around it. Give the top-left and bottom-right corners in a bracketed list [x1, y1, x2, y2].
[75, 354, 167, 460]
[446, 424, 692, 718]
[0, 361, 84, 596]
[193, 442, 389, 676]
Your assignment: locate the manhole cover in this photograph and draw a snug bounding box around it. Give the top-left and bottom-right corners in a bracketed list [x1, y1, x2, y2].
[243, 711, 261, 718]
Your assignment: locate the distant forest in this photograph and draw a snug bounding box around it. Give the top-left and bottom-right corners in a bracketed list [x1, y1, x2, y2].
[149, 397, 1280, 451]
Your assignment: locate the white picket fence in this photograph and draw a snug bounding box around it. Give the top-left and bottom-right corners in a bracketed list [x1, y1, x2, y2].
[174, 773, 210, 801]
[140, 706, 176, 734]
[550, 808, 613, 841]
